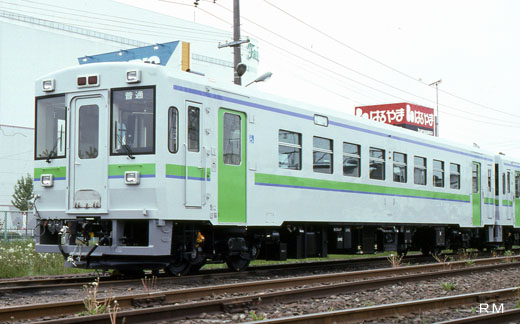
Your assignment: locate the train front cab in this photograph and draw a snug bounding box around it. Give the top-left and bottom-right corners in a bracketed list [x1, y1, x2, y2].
[35, 73, 173, 270]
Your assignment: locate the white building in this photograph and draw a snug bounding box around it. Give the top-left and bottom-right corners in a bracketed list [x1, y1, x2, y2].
[0, 0, 259, 214]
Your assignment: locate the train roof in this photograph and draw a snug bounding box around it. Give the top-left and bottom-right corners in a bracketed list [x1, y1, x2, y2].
[36, 61, 519, 165]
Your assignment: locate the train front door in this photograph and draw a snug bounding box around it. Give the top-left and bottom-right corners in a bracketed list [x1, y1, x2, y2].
[218, 109, 246, 223]
[68, 94, 108, 213]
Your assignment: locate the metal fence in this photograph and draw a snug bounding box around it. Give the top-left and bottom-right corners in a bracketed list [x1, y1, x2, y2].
[0, 210, 36, 242]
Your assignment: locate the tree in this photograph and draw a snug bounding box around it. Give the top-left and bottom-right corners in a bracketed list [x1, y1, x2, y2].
[11, 174, 34, 211]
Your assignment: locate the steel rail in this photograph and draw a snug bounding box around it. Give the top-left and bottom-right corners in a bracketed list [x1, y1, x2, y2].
[2, 256, 519, 322]
[435, 308, 520, 324]
[243, 287, 520, 324]
[0, 253, 430, 294]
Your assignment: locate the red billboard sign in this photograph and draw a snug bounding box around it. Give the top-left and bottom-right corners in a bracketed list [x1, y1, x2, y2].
[355, 103, 435, 133]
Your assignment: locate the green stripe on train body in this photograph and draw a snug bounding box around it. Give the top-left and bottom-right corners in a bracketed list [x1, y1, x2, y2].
[34, 166, 66, 179]
[255, 173, 470, 202]
[165, 164, 211, 179]
[108, 163, 156, 177]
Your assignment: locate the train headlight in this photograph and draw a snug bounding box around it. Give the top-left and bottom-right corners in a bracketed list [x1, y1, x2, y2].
[126, 70, 141, 83]
[41, 174, 54, 187]
[124, 171, 140, 185]
[42, 79, 55, 92]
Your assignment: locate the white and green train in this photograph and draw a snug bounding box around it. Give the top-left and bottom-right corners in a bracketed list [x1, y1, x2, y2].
[34, 61, 520, 274]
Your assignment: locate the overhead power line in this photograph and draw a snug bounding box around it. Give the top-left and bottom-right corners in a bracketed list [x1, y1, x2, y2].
[207, 2, 520, 126]
[0, 0, 230, 38]
[262, 0, 519, 119]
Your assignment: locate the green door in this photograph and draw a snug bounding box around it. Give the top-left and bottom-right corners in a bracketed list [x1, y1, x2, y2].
[218, 109, 246, 223]
[515, 172, 520, 226]
[472, 162, 481, 226]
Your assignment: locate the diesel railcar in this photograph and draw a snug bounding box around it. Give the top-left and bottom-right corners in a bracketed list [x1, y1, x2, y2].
[34, 61, 520, 274]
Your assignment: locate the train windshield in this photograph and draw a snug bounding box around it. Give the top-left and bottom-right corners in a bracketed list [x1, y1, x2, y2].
[111, 87, 155, 156]
[35, 95, 66, 161]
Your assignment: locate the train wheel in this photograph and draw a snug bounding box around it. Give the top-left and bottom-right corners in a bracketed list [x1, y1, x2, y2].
[226, 255, 250, 272]
[165, 258, 191, 276]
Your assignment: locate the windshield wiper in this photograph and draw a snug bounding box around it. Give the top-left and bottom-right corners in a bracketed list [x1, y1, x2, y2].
[122, 144, 135, 160]
[116, 133, 135, 159]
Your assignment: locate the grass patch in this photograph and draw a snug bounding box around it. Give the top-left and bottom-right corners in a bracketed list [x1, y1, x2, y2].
[0, 239, 91, 278]
[202, 251, 419, 270]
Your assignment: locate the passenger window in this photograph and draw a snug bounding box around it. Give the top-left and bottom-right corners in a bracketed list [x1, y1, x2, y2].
[507, 171, 511, 193]
[168, 107, 178, 153]
[278, 130, 301, 170]
[433, 160, 444, 187]
[343, 142, 360, 177]
[369, 147, 385, 180]
[414, 156, 426, 185]
[495, 165, 499, 196]
[515, 172, 520, 199]
[488, 167, 492, 192]
[313, 137, 333, 174]
[223, 113, 241, 165]
[187, 106, 200, 152]
[393, 152, 407, 183]
[450, 163, 460, 189]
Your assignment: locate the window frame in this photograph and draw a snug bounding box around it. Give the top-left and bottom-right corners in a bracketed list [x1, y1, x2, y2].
[187, 105, 200, 153]
[488, 167, 492, 192]
[515, 172, 520, 199]
[110, 86, 156, 156]
[507, 171, 511, 193]
[414, 156, 427, 186]
[222, 112, 242, 166]
[369, 147, 385, 180]
[449, 163, 460, 190]
[168, 107, 179, 154]
[393, 152, 407, 183]
[78, 104, 99, 160]
[473, 164, 480, 194]
[34, 94, 67, 161]
[433, 159, 445, 188]
[343, 142, 361, 177]
[313, 136, 334, 174]
[278, 129, 302, 170]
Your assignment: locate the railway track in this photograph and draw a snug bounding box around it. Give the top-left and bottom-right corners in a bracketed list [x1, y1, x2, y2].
[245, 287, 520, 323]
[0, 253, 430, 294]
[3, 255, 519, 323]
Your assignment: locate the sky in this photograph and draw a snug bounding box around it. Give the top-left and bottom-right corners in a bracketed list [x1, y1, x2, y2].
[115, 0, 520, 158]
[34, 0, 520, 158]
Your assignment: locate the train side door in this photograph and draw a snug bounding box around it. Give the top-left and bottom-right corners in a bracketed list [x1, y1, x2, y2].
[218, 109, 246, 223]
[184, 101, 205, 208]
[69, 94, 108, 213]
[472, 162, 481, 226]
[515, 172, 520, 226]
[484, 165, 494, 221]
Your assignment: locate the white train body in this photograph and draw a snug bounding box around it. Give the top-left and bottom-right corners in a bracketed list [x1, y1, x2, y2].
[33, 61, 520, 272]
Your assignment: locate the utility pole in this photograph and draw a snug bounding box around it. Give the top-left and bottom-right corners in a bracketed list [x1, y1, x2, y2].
[429, 79, 442, 137]
[233, 0, 241, 85]
[217, 0, 249, 85]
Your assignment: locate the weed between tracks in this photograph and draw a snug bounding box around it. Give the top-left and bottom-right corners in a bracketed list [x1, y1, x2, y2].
[386, 254, 403, 268]
[80, 277, 120, 323]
